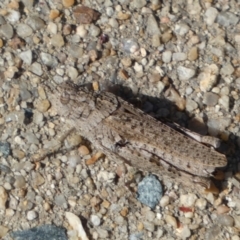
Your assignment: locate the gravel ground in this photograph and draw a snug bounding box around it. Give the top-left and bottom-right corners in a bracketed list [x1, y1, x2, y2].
[0, 0, 240, 239]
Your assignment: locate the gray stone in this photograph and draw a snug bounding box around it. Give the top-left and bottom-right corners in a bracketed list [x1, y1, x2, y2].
[218, 215, 234, 227]
[50, 34, 65, 47]
[220, 63, 234, 76]
[122, 39, 139, 54]
[10, 225, 67, 240]
[19, 50, 33, 65]
[203, 92, 219, 106]
[172, 52, 187, 61]
[30, 62, 43, 76]
[0, 142, 11, 157]
[27, 16, 45, 30]
[204, 7, 218, 25]
[40, 52, 58, 68]
[174, 23, 190, 36]
[177, 66, 196, 80]
[162, 51, 172, 63]
[217, 11, 239, 27]
[219, 95, 229, 110]
[20, 88, 32, 101]
[16, 24, 33, 38]
[130, 0, 146, 9]
[0, 24, 14, 39]
[68, 44, 84, 58]
[186, 99, 198, 112]
[147, 14, 160, 35]
[54, 194, 67, 208]
[137, 174, 163, 209]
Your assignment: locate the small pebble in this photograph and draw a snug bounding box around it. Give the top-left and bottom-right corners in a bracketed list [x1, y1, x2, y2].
[14, 175, 26, 189]
[217, 205, 230, 214]
[35, 99, 51, 113]
[27, 16, 45, 31]
[50, 34, 65, 47]
[165, 215, 177, 228]
[152, 34, 161, 47]
[122, 39, 139, 54]
[91, 215, 101, 226]
[134, 62, 143, 73]
[63, 24, 72, 35]
[177, 66, 196, 80]
[0, 225, 9, 238]
[180, 193, 197, 207]
[160, 195, 170, 207]
[62, 0, 74, 8]
[147, 14, 161, 35]
[199, 64, 219, 92]
[76, 25, 87, 37]
[218, 95, 229, 110]
[218, 215, 234, 227]
[220, 63, 234, 76]
[6, 10, 20, 23]
[121, 57, 132, 67]
[162, 51, 172, 63]
[54, 194, 67, 208]
[188, 47, 198, 61]
[130, 0, 147, 9]
[204, 7, 218, 25]
[117, 11, 130, 20]
[203, 92, 219, 106]
[19, 50, 32, 65]
[10, 225, 67, 240]
[49, 10, 60, 20]
[67, 66, 78, 80]
[174, 23, 189, 36]
[0, 24, 14, 39]
[161, 31, 172, 43]
[27, 210, 38, 221]
[172, 52, 187, 62]
[0, 186, 8, 209]
[217, 11, 238, 27]
[137, 175, 163, 209]
[186, 99, 198, 112]
[176, 225, 191, 239]
[78, 145, 90, 156]
[195, 198, 207, 210]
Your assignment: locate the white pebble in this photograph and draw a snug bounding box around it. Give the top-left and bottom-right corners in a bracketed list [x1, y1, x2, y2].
[76, 25, 87, 37]
[177, 66, 196, 80]
[165, 215, 177, 228]
[91, 214, 101, 226]
[134, 62, 143, 73]
[195, 198, 207, 210]
[106, 7, 114, 16]
[204, 7, 218, 25]
[176, 225, 191, 239]
[47, 22, 57, 34]
[6, 10, 21, 23]
[140, 48, 147, 57]
[160, 195, 170, 207]
[172, 52, 187, 61]
[109, 18, 119, 28]
[162, 51, 172, 63]
[218, 95, 229, 110]
[27, 210, 38, 220]
[180, 193, 197, 207]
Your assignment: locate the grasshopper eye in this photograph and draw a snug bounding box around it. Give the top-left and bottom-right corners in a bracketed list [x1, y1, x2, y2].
[60, 92, 70, 105]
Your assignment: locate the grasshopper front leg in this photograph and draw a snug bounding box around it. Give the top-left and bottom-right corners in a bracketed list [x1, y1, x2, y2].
[31, 127, 75, 162]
